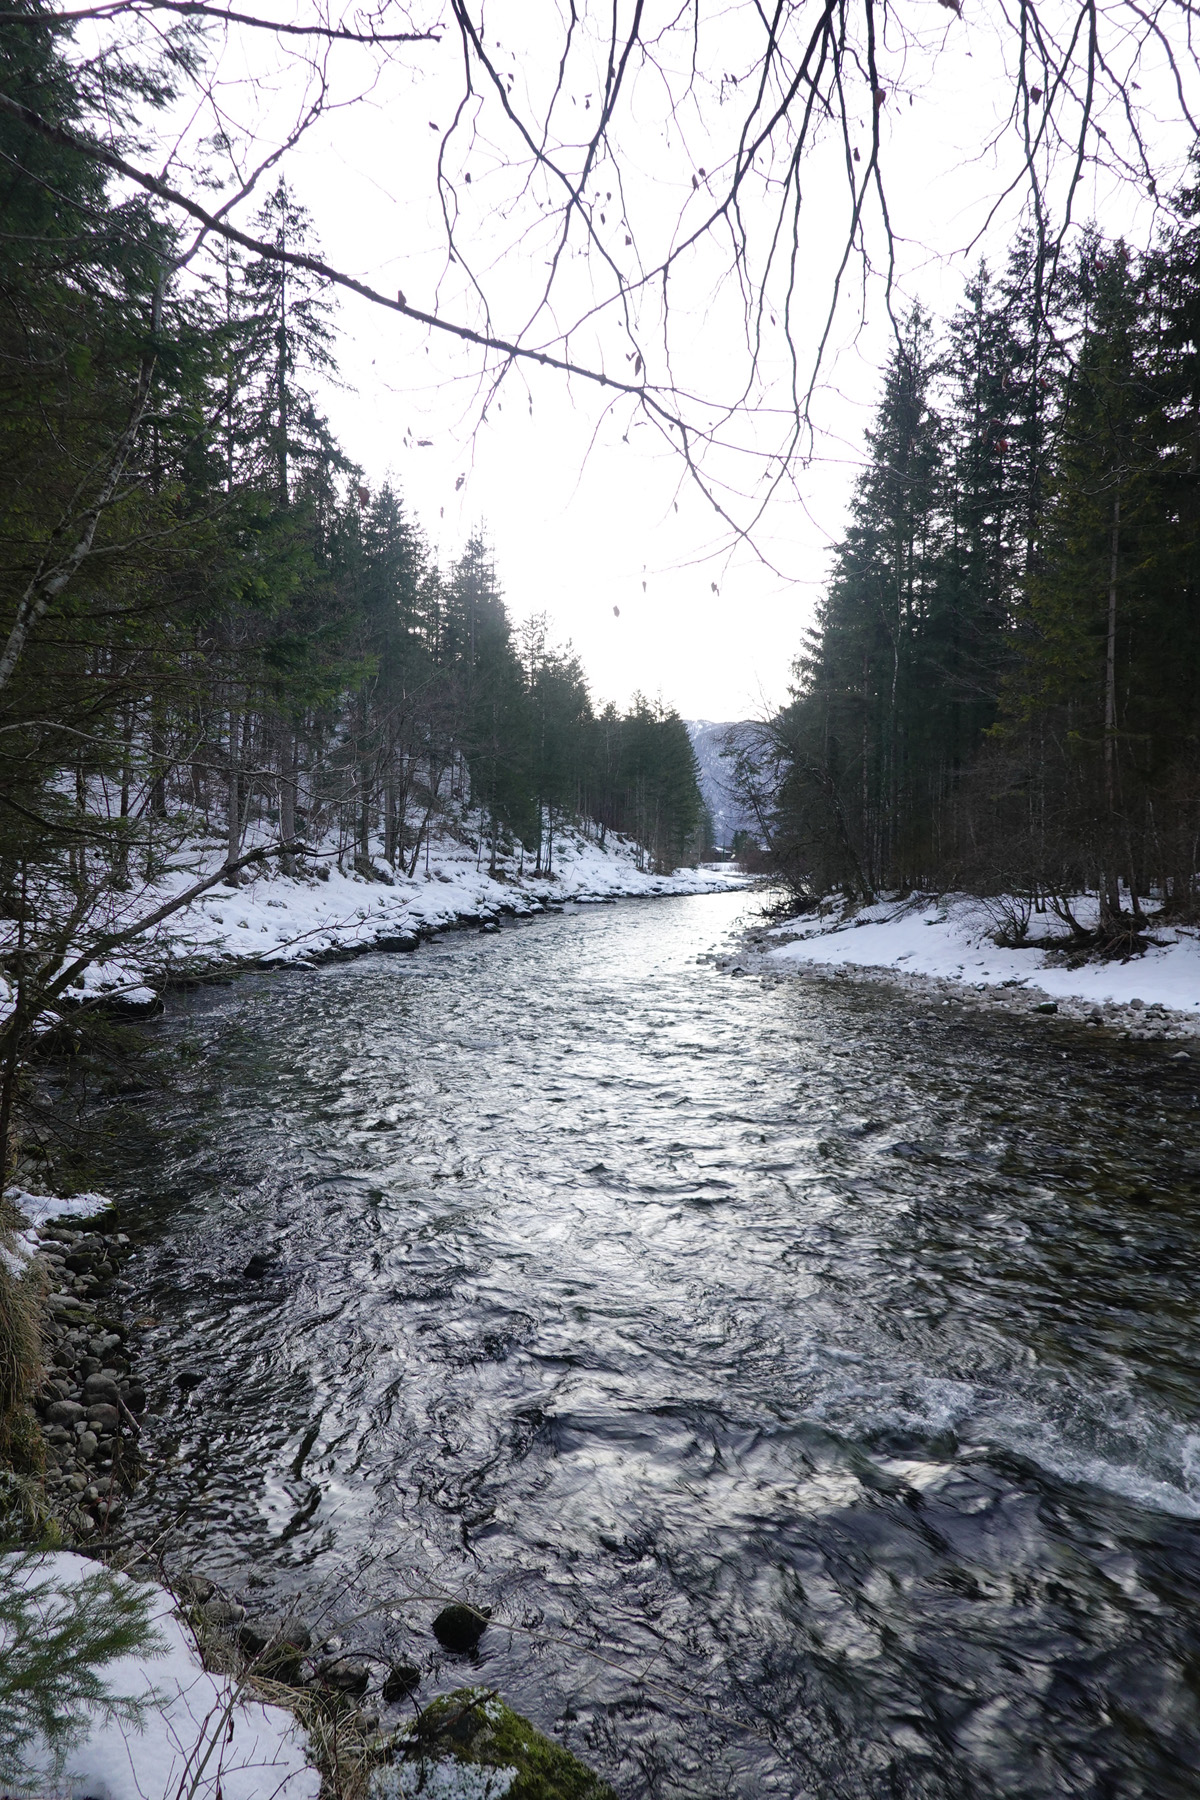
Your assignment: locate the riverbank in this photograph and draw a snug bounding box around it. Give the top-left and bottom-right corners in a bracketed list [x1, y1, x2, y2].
[3, 1187, 620, 1797]
[3, 1541, 616, 1798]
[741, 892, 1200, 1038]
[43, 823, 748, 1017]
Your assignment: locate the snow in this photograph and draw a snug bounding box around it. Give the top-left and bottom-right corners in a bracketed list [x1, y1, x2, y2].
[371, 1762, 517, 1799]
[761, 893, 1200, 1026]
[45, 820, 749, 1005]
[2, 1552, 320, 1800]
[1, 1190, 113, 1275]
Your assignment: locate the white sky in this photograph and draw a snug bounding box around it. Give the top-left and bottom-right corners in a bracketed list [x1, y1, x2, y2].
[165, 2, 1194, 721]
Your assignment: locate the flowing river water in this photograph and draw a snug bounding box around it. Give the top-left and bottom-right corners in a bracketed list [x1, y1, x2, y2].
[99, 888, 1200, 1799]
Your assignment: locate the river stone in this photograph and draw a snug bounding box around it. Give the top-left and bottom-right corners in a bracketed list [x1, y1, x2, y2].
[87, 1404, 120, 1432]
[198, 1596, 246, 1631]
[240, 1613, 312, 1656]
[76, 1430, 98, 1461]
[84, 1373, 121, 1406]
[1034, 1001, 1058, 1014]
[243, 1251, 274, 1280]
[176, 1369, 204, 1391]
[391, 1689, 617, 1800]
[46, 1400, 85, 1427]
[432, 1603, 490, 1653]
[382, 1661, 421, 1702]
[241, 1615, 312, 1683]
[175, 1573, 216, 1604]
[318, 1656, 371, 1695]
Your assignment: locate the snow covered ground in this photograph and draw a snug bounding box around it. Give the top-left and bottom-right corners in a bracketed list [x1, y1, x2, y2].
[0, 1189, 112, 1277]
[755, 893, 1200, 1034]
[8, 823, 748, 1020]
[0, 1551, 319, 1800]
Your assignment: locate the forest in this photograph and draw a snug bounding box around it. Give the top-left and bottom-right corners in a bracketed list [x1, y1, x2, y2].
[0, 0, 706, 1135]
[743, 216, 1200, 946]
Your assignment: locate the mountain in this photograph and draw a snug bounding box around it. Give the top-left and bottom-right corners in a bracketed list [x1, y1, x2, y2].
[686, 720, 759, 848]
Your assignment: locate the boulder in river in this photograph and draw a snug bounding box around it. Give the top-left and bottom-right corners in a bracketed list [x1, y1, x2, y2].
[432, 1602, 491, 1653]
[317, 1655, 371, 1695]
[381, 1661, 421, 1702]
[380, 1687, 616, 1799]
[240, 1613, 312, 1683]
[198, 1595, 246, 1631]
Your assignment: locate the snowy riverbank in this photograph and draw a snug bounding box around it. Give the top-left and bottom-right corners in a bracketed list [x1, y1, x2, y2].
[1, 1550, 320, 1800]
[744, 893, 1200, 1037]
[35, 825, 749, 1016]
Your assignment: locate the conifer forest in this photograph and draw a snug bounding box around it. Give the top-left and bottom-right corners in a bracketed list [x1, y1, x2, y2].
[0, 0, 705, 1134]
[747, 226, 1200, 940]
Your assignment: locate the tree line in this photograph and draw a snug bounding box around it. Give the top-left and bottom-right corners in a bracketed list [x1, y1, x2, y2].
[740, 208, 1200, 942]
[0, 2, 705, 1185]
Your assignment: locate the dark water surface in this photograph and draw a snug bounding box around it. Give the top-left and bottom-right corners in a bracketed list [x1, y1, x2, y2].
[103, 890, 1200, 1798]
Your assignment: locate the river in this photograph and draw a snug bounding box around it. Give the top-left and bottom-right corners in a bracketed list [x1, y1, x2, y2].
[101, 888, 1200, 1798]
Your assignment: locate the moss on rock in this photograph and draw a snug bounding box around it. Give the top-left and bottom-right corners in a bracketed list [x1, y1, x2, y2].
[374, 1687, 616, 1800]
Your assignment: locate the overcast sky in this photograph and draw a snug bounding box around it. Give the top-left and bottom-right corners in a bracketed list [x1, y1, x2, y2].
[177, 3, 1191, 722]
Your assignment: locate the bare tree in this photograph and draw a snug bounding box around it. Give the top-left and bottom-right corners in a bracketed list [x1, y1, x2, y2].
[1, 0, 1195, 561]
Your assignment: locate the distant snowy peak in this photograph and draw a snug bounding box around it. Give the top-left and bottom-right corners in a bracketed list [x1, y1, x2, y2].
[686, 720, 758, 844]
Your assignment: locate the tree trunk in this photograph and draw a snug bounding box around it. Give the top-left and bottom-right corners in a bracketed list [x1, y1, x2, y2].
[227, 707, 242, 868]
[1100, 487, 1123, 932]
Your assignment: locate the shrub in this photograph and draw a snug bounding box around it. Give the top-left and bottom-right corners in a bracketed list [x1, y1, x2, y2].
[0, 1553, 162, 1792]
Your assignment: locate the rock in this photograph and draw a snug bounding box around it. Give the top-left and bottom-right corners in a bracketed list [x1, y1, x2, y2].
[198, 1596, 246, 1631]
[382, 1661, 421, 1702]
[1034, 1001, 1058, 1014]
[1171, 1050, 1191, 1061]
[83, 1374, 121, 1406]
[242, 1251, 274, 1280]
[76, 1430, 98, 1461]
[400, 1689, 616, 1799]
[175, 1369, 204, 1391]
[240, 1613, 312, 1682]
[123, 1384, 147, 1414]
[86, 1404, 121, 1432]
[175, 1573, 217, 1604]
[317, 1656, 371, 1695]
[45, 1400, 85, 1427]
[240, 1612, 312, 1657]
[432, 1603, 490, 1653]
